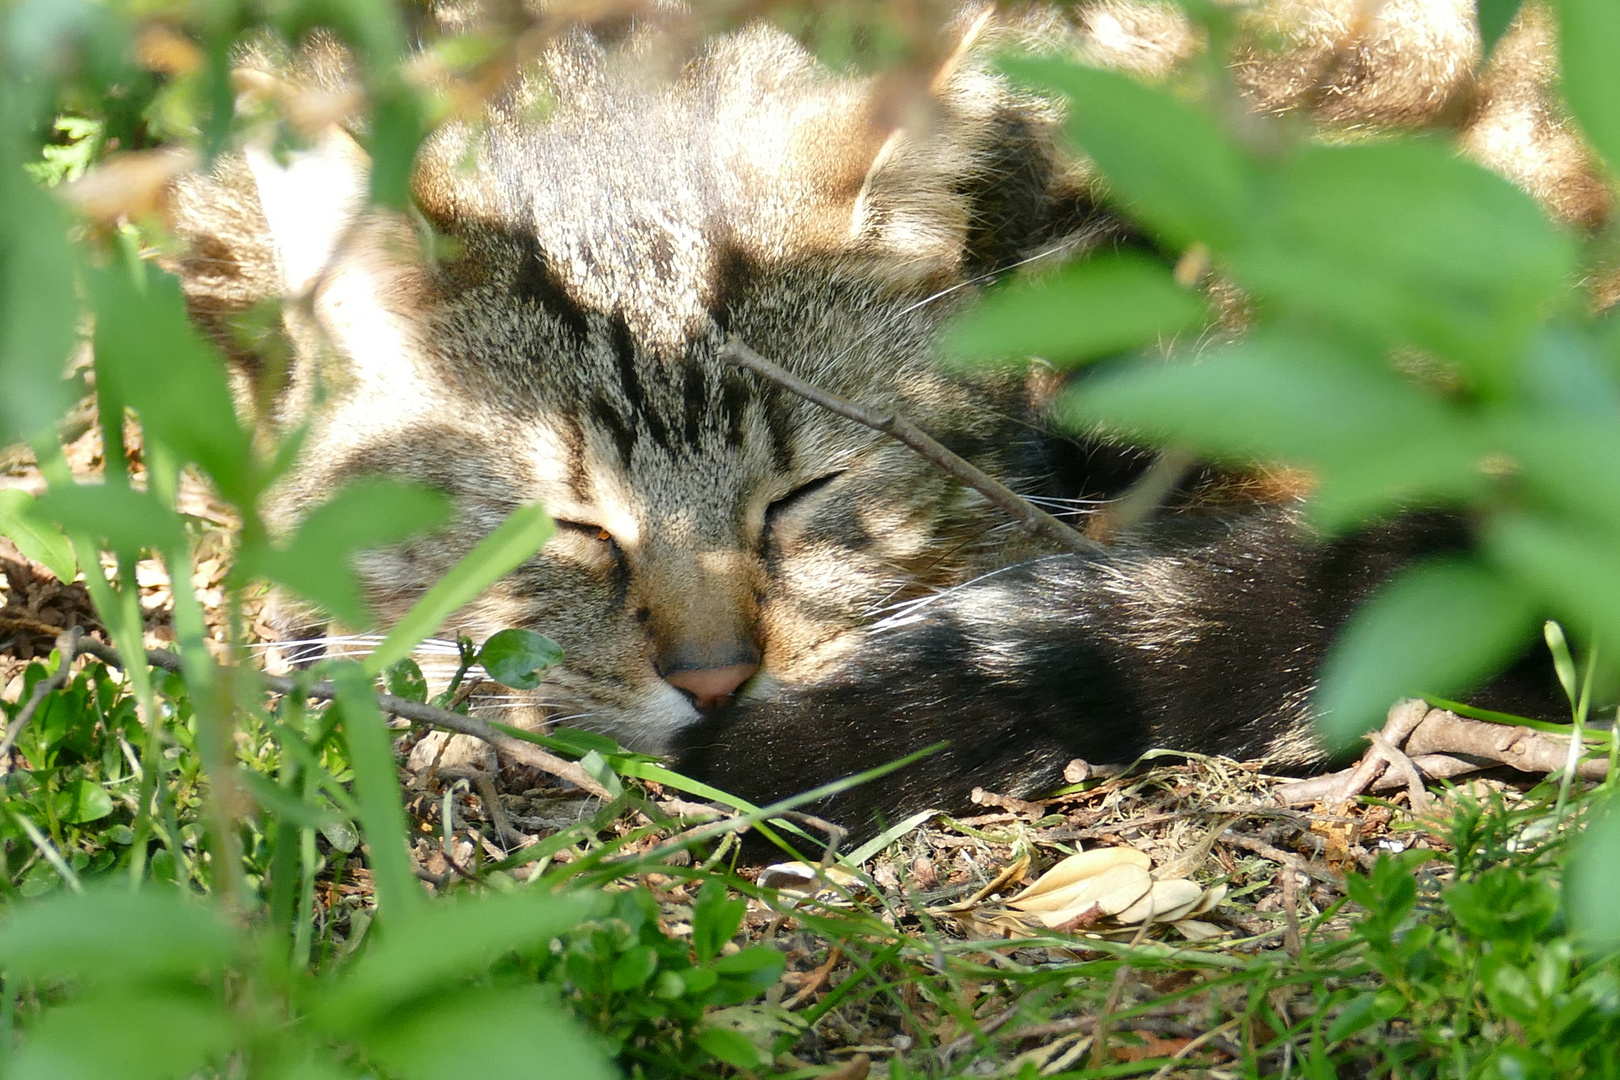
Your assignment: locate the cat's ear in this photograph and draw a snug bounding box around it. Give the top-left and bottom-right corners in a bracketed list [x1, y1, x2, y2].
[170, 115, 434, 401]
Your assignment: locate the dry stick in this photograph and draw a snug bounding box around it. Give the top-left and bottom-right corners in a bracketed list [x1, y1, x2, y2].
[1366, 731, 1430, 813]
[0, 628, 84, 773]
[72, 637, 614, 800]
[720, 338, 1106, 558]
[1330, 698, 1430, 808]
[1275, 707, 1611, 806]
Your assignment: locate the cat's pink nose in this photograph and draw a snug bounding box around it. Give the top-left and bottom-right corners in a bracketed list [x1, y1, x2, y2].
[664, 663, 759, 710]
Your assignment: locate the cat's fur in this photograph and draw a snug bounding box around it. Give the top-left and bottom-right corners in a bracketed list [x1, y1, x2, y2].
[170, 2, 1596, 831]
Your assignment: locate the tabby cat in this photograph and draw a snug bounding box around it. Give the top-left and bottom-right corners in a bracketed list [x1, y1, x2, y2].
[172, 1, 1596, 831]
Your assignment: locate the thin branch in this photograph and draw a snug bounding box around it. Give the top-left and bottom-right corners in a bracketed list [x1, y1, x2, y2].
[720, 338, 1106, 558]
[73, 637, 613, 800]
[1274, 705, 1611, 807]
[0, 628, 84, 774]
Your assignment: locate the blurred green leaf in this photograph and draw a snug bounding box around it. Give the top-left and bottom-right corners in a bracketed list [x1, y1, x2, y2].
[1065, 331, 1488, 525]
[1568, 802, 1620, 953]
[0, 887, 237, 981]
[91, 268, 253, 503]
[1002, 57, 1257, 250]
[0, 130, 78, 443]
[1500, 413, 1620, 537]
[251, 479, 451, 629]
[364, 504, 554, 676]
[367, 85, 426, 209]
[691, 879, 746, 965]
[54, 777, 112, 823]
[383, 657, 429, 702]
[1486, 511, 1620, 648]
[610, 944, 658, 991]
[329, 662, 424, 922]
[476, 628, 564, 690]
[1558, 0, 1620, 177]
[360, 984, 615, 1080]
[947, 253, 1208, 366]
[8, 988, 234, 1080]
[695, 1024, 761, 1069]
[33, 482, 186, 558]
[1314, 558, 1539, 745]
[237, 770, 344, 831]
[0, 488, 76, 582]
[319, 888, 593, 1031]
[1234, 141, 1572, 375]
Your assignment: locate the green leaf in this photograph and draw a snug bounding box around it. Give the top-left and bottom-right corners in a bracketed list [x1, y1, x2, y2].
[1486, 511, 1620, 648]
[691, 879, 746, 965]
[318, 885, 593, 1030]
[1568, 803, 1620, 953]
[946, 253, 1208, 366]
[359, 984, 615, 1080]
[8, 988, 235, 1080]
[1326, 989, 1403, 1044]
[367, 85, 427, 209]
[0, 887, 237, 981]
[1314, 558, 1539, 746]
[364, 504, 555, 675]
[1558, 0, 1620, 177]
[1543, 620, 1578, 706]
[476, 628, 564, 690]
[236, 770, 344, 831]
[1065, 331, 1488, 524]
[32, 483, 185, 559]
[1477, 0, 1524, 56]
[55, 778, 113, 823]
[610, 944, 659, 991]
[383, 657, 429, 702]
[1499, 412, 1620, 537]
[90, 268, 253, 503]
[1001, 57, 1258, 250]
[330, 663, 424, 922]
[1234, 141, 1572, 374]
[0, 488, 76, 581]
[0, 140, 78, 443]
[252, 479, 451, 628]
[694, 1024, 762, 1069]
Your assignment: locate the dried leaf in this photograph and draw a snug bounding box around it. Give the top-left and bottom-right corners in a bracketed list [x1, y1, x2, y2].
[62, 148, 199, 222]
[1025, 863, 1154, 926]
[1115, 878, 1206, 925]
[1008, 847, 1152, 908]
[1172, 919, 1226, 942]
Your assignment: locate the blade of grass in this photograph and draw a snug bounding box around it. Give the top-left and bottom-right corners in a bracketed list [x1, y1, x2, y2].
[363, 505, 553, 676]
[329, 662, 424, 920]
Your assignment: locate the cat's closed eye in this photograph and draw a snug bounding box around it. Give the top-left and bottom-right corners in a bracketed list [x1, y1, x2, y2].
[762, 472, 844, 540]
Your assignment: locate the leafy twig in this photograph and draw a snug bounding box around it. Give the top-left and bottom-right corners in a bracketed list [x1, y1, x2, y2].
[71, 636, 614, 799]
[720, 338, 1105, 558]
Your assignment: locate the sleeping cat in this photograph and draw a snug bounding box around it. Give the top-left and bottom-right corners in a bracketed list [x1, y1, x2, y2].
[171, 1, 1596, 831]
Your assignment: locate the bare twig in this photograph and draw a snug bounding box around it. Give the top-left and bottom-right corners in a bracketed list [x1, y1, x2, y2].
[72, 637, 614, 799]
[1331, 698, 1430, 808]
[1366, 731, 1430, 813]
[1404, 709, 1610, 778]
[720, 338, 1105, 557]
[1275, 705, 1610, 806]
[0, 628, 83, 773]
[1279, 863, 1302, 958]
